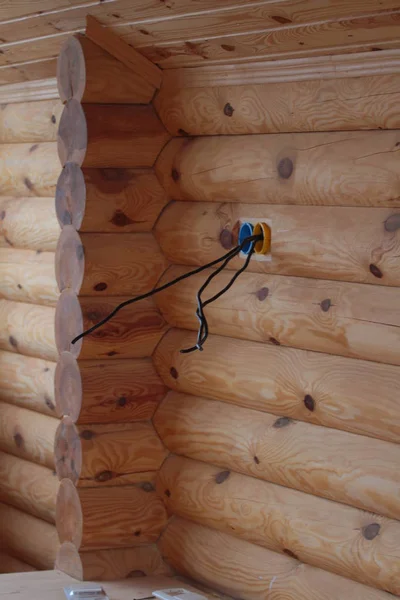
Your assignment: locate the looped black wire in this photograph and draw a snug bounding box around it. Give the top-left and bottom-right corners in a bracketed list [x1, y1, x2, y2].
[71, 233, 262, 348]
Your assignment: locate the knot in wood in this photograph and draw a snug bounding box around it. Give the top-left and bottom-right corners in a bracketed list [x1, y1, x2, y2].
[362, 523, 380, 540]
[215, 470, 230, 484]
[220, 229, 233, 249]
[320, 299, 332, 312]
[369, 263, 383, 279]
[384, 213, 400, 232]
[304, 394, 315, 411]
[170, 367, 179, 379]
[223, 103, 234, 117]
[273, 416, 292, 428]
[277, 157, 294, 179]
[80, 429, 94, 440]
[256, 287, 269, 301]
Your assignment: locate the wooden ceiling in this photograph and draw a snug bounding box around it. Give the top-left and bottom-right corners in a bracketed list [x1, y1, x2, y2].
[1, 0, 400, 85]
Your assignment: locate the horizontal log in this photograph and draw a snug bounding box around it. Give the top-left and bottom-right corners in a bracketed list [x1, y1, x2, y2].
[0, 197, 59, 251]
[156, 133, 400, 208]
[154, 330, 400, 444]
[0, 502, 58, 570]
[56, 542, 171, 580]
[56, 352, 166, 424]
[155, 266, 400, 366]
[57, 35, 154, 104]
[56, 165, 168, 232]
[0, 248, 58, 306]
[154, 392, 400, 520]
[55, 290, 167, 360]
[0, 402, 58, 468]
[0, 299, 57, 361]
[0, 352, 56, 417]
[55, 417, 167, 486]
[154, 74, 400, 135]
[58, 100, 170, 168]
[56, 226, 167, 296]
[0, 100, 62, 143]
[158, 455, 400, 595]
[0, 551, 36, 573]
[155, 201, 400, 285]
[56, 478, 168, 550]
[0, 451, 58, 523]
[0, 142, 59, 197]
[159, 518, 393, 600]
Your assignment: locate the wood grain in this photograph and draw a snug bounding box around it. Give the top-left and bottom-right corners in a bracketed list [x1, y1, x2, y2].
[0, 142, 59, 197]
[55, 290, 168, 360]
[154, 329, 400, 444]
[154, 74, 400, 134]
[156, 133, 400, 208]
[0, 503, 58, 570]
[56, 353, 166, 424]
[56, 165, 168, 232]
[0, 197, 59, 251]
[0, 451, 58, 523]
[0, 552, 35, 574]
[0, 299, 57, 361]
[56, 479, 168, 549]
[154, 392, 400, 520]
[158, 455, 400, 595]
[159, 518, 394, 600]
[0, 78, 58, 103]
[0, 100, 62, 143]
[57, 34, 154, 104]
[0, 248, 58, 306]
[55, 418, 168, 486]
[155, 266, 400, 366]
[58, 100, 170, 169]
[56, 227, 168, 296]
[0, 60, 57, 87]
[155, 201, 400, 285]
[0, 352, 56, 417]
[56, 542, 171, 581]
[0, 402, 58, 468]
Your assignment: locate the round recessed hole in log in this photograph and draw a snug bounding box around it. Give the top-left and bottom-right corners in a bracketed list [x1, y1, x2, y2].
[56, 478, 83, 548]
[57, 36, 86, 104]
[56, 163, 86, 230]
[56, 225, 84, 294]
[55, 542, 83, 580]
[55, 416, 82, 485]
[55, 289, 83, 358]
[55, 352, 82, 423]
[58, 99, 87, 167]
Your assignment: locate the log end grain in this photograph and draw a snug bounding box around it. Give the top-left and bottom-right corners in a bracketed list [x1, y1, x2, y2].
[55, 289, 83, 358]
[56, 478, 83, 548]
[56, 541, 83, 579]
[55, 351, 82, 422]
[56, 225, 84, 294]
[56, 163, 86, 229]
[57, 35, 86, 104]
[54, 416, 82, 484]
[58, 99, 87, 167]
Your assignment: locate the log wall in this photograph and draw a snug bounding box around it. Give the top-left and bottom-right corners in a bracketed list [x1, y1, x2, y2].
[151, 70, 400, 598]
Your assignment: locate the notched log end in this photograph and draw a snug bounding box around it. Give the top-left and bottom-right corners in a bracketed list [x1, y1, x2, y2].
[55, 416, 82, 484]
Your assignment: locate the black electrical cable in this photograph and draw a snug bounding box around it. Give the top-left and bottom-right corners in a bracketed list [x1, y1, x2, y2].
[71, 232, 262, 347]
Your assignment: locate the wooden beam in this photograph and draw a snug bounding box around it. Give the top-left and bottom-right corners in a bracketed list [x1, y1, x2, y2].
[85, 16, 162, 89]
[0, 248, 59, 306]
[154, 392, 400, 520]
[0, 402, 58, 468]
[0, 352, 57, 417]
[0, 100, 62, 143]
[55, 290, 167, 360]
[57, 100, 170, 169]
[0, 78, 58, 104]
[56, 165, 168, 233]
[56, 542, 171, 581]
[158, 455, 400, 595]
[55, 226, 167, 296]
[0, 142, 58, 197]
[0, 197, 60, 251]
[0, 452, 58, 523]
[55, 353, 166, 424]
[155, 267, 400, 366]
[57, 35, 154, 105]
[154, 73, 400, 134]
[155, 201, 400, 285]
[56, 478, 168, 550]
[0, 300, 57, 361]
[156, 133, 400, 208]
[0, 503, 58, 570]
[0, 60, 57, 87]
[54, 417, 168, 487]
[154, 329, 400, 444]
[0, 552, 36, 574]
[159, 518, 394, 600]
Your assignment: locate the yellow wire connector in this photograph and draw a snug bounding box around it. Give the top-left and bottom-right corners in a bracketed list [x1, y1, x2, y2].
[253, 222, 271, 255]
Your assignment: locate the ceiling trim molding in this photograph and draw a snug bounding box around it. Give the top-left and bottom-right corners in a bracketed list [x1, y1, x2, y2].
[0, 77, 59, 103]
[163, 49, 400, 88]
